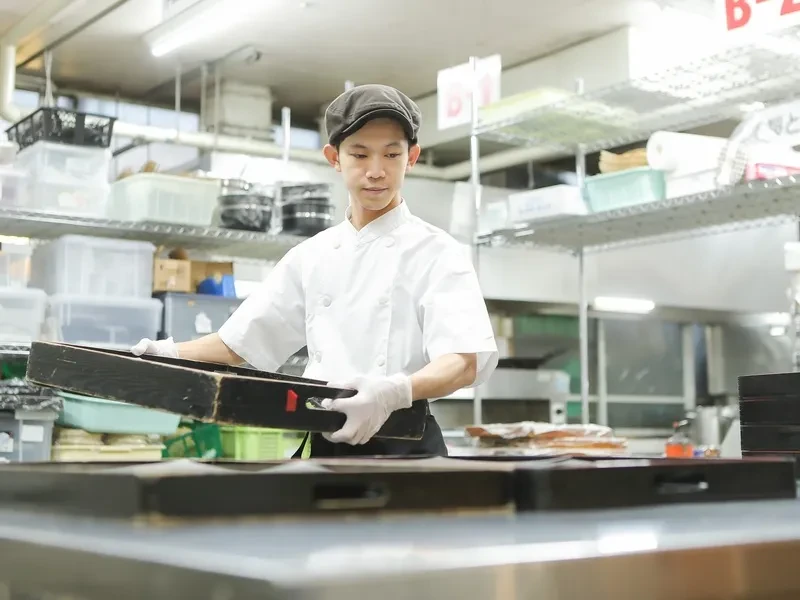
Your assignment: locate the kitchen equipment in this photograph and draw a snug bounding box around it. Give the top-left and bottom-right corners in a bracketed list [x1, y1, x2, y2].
[217, 178, 274, 232]
[6, 108, 116, 150]
[278, 182, 334, 236]
[26, 342, 428, 440]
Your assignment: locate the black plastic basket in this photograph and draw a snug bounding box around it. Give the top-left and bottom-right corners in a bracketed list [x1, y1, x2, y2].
[6, 107, 116, 151]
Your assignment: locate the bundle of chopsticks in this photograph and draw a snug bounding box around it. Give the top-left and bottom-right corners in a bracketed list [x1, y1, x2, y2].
[598, 148, 648, 174]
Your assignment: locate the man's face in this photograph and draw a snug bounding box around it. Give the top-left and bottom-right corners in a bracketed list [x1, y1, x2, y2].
[324, 118, 421, 212]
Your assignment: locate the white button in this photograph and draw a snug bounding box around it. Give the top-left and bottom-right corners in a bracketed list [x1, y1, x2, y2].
[376, 355, 386, 367]
[384, 237, 395, 247]
[332, 240, 341, 249]
[321, 296, 331, 307]
[315, 351, 323, 362]
[378, 295, 389, 306]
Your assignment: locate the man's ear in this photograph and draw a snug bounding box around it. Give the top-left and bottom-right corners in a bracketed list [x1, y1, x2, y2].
[323, 144, 340, 171]
[406, 144, 421, 171]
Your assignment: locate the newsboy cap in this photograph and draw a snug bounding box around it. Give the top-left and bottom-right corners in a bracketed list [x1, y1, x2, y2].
[325, 84, 421, 146]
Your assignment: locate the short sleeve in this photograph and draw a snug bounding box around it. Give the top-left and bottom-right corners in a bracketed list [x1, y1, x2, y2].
[218, 245, 306, 372]
[420, 244, 498, 386]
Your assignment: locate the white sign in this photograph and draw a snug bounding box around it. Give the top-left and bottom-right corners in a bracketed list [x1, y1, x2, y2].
[719, 0, 800, 35]
[437, 55, 501, 131]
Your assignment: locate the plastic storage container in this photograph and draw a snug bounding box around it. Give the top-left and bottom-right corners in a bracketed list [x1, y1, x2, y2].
[45, 295, 162, 349]
[57, 392, 181, 435]
[220, 426, 287, 460]
[109, 173, 220, 226]
[158, 292, 241, 341]
[584, 167, 666, 212]
[0, 243, 32, 288]
[20, 178, 109, 216]
[15, 140, 111, 186]
[0, 168, 28, 208]
[0, 287, 46, 342]
[508, 185, 587, 223]
[0, 409, 57, 462]
[30, 235, 155, 297]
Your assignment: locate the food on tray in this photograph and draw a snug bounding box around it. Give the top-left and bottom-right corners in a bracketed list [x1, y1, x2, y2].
[465, 421, 628, 455]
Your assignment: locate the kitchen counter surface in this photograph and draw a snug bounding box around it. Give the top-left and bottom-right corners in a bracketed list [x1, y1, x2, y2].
[3, 495, 800, 599]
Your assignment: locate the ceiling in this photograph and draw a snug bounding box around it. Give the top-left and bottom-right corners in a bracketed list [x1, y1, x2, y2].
[5, 0, 667, 125]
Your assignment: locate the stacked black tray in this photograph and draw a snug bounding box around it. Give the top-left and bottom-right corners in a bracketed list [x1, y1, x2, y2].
[740, 371, 800, 464]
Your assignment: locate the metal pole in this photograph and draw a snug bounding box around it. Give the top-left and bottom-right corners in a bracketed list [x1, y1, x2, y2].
[469, 55, 483, 426]
[597, 319, 608, 426]
[281, 106, 291, 164]
[574, 77, 590, 425]
[682, 325, 697, 411]
[213, 63, 221, 148]
[174, 64, 181, 135]
[199, 63, 208, 131]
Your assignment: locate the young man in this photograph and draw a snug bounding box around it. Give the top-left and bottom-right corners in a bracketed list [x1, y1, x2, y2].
[132, 84, 498, 457]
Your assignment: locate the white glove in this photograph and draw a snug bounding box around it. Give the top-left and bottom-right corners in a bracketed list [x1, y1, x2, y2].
[322, 374, 412, 445]
[131, 337, 179, 358]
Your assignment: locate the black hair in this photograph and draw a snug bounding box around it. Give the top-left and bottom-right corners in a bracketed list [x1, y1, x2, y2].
[333, 116, 416, 150]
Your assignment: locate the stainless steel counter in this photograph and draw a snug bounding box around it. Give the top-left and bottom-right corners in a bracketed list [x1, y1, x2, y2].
[3, 498, 800, 599]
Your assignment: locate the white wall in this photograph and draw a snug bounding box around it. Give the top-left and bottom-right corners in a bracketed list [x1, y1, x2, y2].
[416, 28, 634, 149]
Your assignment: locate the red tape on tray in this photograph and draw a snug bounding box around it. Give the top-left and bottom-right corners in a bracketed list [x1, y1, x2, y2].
[286, 389, 298, 412]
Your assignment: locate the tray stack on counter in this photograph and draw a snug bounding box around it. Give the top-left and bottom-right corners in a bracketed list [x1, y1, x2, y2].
[739, 371, 800, 465]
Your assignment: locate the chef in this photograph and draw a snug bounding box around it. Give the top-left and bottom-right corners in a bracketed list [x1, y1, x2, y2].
[132, 84, 498, 457]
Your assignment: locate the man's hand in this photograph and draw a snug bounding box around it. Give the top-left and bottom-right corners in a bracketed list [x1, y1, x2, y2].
[131, 337, 179, 358]
[323, 374, 412, 445]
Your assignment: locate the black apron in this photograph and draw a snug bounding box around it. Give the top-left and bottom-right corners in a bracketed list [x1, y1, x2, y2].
[292, 401, 448, 458]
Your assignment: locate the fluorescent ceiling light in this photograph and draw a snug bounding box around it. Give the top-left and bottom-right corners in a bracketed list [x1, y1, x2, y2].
[144, 0, 261, 58]
[592, 296, 656, 314]
[770, 326, 787, 337]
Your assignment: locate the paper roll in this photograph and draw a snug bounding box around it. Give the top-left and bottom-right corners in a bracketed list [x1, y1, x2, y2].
[646, 131, 728, 176]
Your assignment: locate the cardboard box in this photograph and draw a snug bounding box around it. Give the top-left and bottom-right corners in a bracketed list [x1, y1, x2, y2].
[190, 260, 234, 290]
[153, 258, 192, 293]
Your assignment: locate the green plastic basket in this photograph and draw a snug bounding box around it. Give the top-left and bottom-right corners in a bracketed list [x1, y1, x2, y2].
[162, 423, 223, 459]
[220, 426, 288, 460]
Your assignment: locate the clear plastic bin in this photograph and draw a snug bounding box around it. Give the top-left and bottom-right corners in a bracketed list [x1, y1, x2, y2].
[585, 167, 666, 212]
[0, 286, 46, 342]
[45, 295, 162, 349]
[0, 243, 32, 287]
[0, 168, 28, 207]
[0, 409, 57, 462]
[16, 177, 109, 216]
[30, 235, 155, 297]
[508, 185, 587, 223]
[15, 141, 110, 186]
[109, 173, 220, 226]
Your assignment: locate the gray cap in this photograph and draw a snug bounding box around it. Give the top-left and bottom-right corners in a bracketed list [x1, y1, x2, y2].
[325, 84, 421, 146]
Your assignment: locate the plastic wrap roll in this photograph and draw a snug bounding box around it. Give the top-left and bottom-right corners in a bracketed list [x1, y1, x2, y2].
[646, 131, 728, 176]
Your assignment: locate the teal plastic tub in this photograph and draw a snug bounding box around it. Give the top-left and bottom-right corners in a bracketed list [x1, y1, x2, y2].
[57, 392, 181, 435]
[585, 167, 666, 212]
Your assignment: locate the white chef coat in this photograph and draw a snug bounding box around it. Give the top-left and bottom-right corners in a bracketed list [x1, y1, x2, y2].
[218, 200, 498, 388]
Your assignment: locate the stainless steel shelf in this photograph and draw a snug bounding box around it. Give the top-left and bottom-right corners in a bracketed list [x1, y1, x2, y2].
[475, 34, 800, 152]
[0, 343, 30, 358]
[484, 176, 800, 252]
[0, 209, 306, 260]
